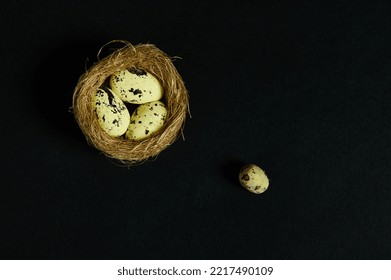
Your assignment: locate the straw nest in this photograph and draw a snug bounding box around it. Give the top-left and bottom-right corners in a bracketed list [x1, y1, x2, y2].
[72, 41, 189, 163]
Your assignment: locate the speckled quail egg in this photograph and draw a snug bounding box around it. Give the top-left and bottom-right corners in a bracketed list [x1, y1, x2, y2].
[93, 88, 130, 137]
[109, 68, 163, 104]
[126, 101, 167, 141]
[239, 164, 269, 194]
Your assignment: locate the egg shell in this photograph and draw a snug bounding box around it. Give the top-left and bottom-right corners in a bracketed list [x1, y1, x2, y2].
[126, 101, 167, 141]
[109, 68, 163, 104]
[239, 164, 269, 194]
[93, 88, 130, 137]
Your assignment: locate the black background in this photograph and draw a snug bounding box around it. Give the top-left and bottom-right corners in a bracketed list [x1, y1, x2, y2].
[1, 0, 391, 259]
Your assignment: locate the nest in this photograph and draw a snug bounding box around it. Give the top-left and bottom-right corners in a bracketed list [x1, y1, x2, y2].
[72, 41, 189, 163]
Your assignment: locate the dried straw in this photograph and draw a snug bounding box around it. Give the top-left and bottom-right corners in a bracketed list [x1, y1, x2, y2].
[72, 41, 189, 163]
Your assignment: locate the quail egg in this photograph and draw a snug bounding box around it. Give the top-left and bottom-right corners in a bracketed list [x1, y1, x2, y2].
[126, 101, 167, 141]
[93, 88, 130, 137]
[239, 164, 269, 194]
[110, 68, 163, 104]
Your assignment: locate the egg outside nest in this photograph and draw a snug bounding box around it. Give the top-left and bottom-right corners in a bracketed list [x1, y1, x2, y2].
[72, 42, 189, 164]
[239, 164, 269, 194]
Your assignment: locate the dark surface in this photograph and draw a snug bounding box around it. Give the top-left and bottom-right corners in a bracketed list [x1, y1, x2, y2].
[1, 0, 391, 259]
